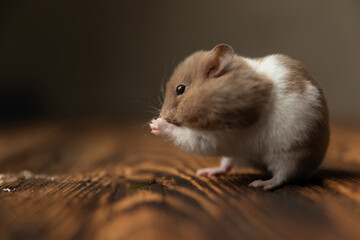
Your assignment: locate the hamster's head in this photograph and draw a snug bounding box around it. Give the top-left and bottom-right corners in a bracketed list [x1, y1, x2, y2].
[160, 44, 234, 125]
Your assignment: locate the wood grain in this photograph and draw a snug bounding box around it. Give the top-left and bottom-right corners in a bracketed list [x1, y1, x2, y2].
[0, 119, 359, 240]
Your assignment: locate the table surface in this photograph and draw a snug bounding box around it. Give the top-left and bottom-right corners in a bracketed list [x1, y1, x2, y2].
[0, 119, 359, 240]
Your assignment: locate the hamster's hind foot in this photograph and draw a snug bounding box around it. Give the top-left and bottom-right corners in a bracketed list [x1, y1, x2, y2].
[248, 176, 284, 190]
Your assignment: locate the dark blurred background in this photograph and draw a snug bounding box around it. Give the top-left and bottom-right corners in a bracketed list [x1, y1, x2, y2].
[0, 0, 359, 122]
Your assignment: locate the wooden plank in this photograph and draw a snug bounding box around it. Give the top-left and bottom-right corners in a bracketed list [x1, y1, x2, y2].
[0, 119, 359, 240]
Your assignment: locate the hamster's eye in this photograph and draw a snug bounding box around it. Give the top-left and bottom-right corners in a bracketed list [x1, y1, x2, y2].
[176, 85, 186, 95]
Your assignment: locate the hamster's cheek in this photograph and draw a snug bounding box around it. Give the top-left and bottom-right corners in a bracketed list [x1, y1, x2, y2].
[170, 108, 176, 117]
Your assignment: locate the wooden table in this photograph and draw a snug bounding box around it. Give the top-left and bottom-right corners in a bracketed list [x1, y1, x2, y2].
[0, 119, 359, 240]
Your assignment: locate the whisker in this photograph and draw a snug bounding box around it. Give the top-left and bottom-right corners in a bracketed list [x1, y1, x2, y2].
[157, 94, 163, 108]
[134, 90, 162, 108]
[143, 110, 160, 116]
[147, 104, 160, 111]
[133, 100, 159, 111]
[138, 120, 153, 130]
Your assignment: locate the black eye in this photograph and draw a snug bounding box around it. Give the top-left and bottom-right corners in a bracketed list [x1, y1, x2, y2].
[176, 85, 186, 95]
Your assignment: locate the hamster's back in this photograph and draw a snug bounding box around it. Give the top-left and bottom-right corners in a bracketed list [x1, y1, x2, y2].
[244, 54, 329, 177]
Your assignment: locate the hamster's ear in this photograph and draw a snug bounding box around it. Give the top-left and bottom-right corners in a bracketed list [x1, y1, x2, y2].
[207, 44, 234, 78]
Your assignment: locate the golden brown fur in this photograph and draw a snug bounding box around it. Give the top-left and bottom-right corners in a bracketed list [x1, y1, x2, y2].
[161, 49, 274, 130]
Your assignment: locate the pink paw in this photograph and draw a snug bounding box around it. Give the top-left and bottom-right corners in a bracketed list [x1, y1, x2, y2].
[248, 177, 281, 190]
[196, 167, 228, 177]
[149, 118, 175, 136]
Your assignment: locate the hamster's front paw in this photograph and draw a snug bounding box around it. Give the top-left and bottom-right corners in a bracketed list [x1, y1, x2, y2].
[150, 118, 176, 136]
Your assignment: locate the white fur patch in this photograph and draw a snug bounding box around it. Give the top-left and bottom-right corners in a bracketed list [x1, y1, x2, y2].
[170, 127, 219, 155]
[243, 55, 289, 90]
[244, 55, 321, 152]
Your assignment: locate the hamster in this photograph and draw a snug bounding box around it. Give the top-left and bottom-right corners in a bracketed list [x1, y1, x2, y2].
[149, 44, 329, 190]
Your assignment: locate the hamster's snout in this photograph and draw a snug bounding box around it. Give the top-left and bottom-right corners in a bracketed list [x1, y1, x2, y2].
[159, 108, 182, 126]
[160, 108, 176, 121]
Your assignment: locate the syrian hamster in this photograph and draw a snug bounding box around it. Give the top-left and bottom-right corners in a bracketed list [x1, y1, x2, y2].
[149, 44, 329, 190]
